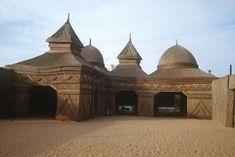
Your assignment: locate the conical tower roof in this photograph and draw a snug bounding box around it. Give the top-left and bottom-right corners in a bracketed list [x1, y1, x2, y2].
[6, 16, 90, 70]
[110, 35, 147, 77]
[46, 16, 83, 48]
[117, 35, 142, 61]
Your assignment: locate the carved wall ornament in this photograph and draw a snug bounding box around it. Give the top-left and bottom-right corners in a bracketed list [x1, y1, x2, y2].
[190, 99, 211, 118]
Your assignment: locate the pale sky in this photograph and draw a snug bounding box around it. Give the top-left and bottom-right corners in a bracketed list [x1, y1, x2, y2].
[0, 0, 235, 76]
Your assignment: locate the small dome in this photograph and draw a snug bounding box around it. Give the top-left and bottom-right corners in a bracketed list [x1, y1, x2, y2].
[81, 44, 104, 67]
[158, 44, 198, 69]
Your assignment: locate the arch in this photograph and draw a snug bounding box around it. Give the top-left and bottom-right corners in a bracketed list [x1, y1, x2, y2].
[154, 92, 187, 117]
[115, 91, 138, 115]
[28, 86, 57, 117]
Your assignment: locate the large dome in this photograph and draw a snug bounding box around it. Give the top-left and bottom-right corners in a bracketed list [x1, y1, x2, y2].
[158, 44, 198, 69]
[81, 44, 104, 67]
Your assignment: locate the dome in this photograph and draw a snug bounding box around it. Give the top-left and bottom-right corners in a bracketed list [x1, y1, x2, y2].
[81, 43, 104, 67]
[158, 44, 198, 69]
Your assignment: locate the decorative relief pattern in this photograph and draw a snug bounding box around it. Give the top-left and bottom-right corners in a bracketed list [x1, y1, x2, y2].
[189, 99, 211, 119]
[112, 82, 211, 91]
[146, 83, 211, 91]
[17, 74, 80, 85]
[80, 74, 92, 84]
[57, 94, 79, 120]
[80, 73, 106, 87]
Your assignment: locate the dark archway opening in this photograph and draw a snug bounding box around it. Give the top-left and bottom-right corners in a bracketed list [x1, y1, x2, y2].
[116, 91, 138, 115]
[154, 92, 187, 117]
[29, 86, 57, 117]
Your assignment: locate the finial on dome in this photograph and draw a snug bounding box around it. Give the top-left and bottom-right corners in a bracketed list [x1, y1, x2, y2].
[89, 38, 91, 45]
[176, 39, 178, 46]
[129, 33, 132, 42]
[66, 13, 70, 23]
[230, 64, 232, 75]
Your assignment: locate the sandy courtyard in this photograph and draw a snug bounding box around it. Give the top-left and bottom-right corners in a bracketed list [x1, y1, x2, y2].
[0, 116, 235, 157]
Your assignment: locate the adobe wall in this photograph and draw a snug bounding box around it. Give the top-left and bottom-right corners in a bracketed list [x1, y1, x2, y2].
[5, 64, 113, 121]
[137, 92, 154, 116]
[79, 67, 112, 119]
[110, 77, 213, 119]
[9, 72, 83, 120]
[187, 91, 212, 119]
[2, 65, 215, 121]
[212, 75, 235, 127]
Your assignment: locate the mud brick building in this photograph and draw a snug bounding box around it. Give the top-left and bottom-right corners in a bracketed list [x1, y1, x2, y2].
[2, 18, 218, 121]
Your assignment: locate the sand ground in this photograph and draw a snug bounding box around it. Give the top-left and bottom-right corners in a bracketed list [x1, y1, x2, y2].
[0, 116, 235, 157]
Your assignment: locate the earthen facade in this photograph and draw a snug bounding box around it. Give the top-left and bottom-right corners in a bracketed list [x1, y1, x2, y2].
[2, 18, 217, 121]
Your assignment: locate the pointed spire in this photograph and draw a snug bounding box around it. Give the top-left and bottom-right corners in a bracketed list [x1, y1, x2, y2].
[230, 64, 232, 75]
[117, 36, 142, 61]
[176, 39, 178, 46]
[47, 13, 83, 46]
[129, 33, 132, 42]
[89, 38, 91, 45]
[66, 13, 70, 23]
[46, 14, 84, 54]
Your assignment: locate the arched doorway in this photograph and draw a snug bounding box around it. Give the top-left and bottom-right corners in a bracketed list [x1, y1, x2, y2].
[154, 92, 187, 117]
[29, 86, 57, 117]
[116, 91, 138, 115]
